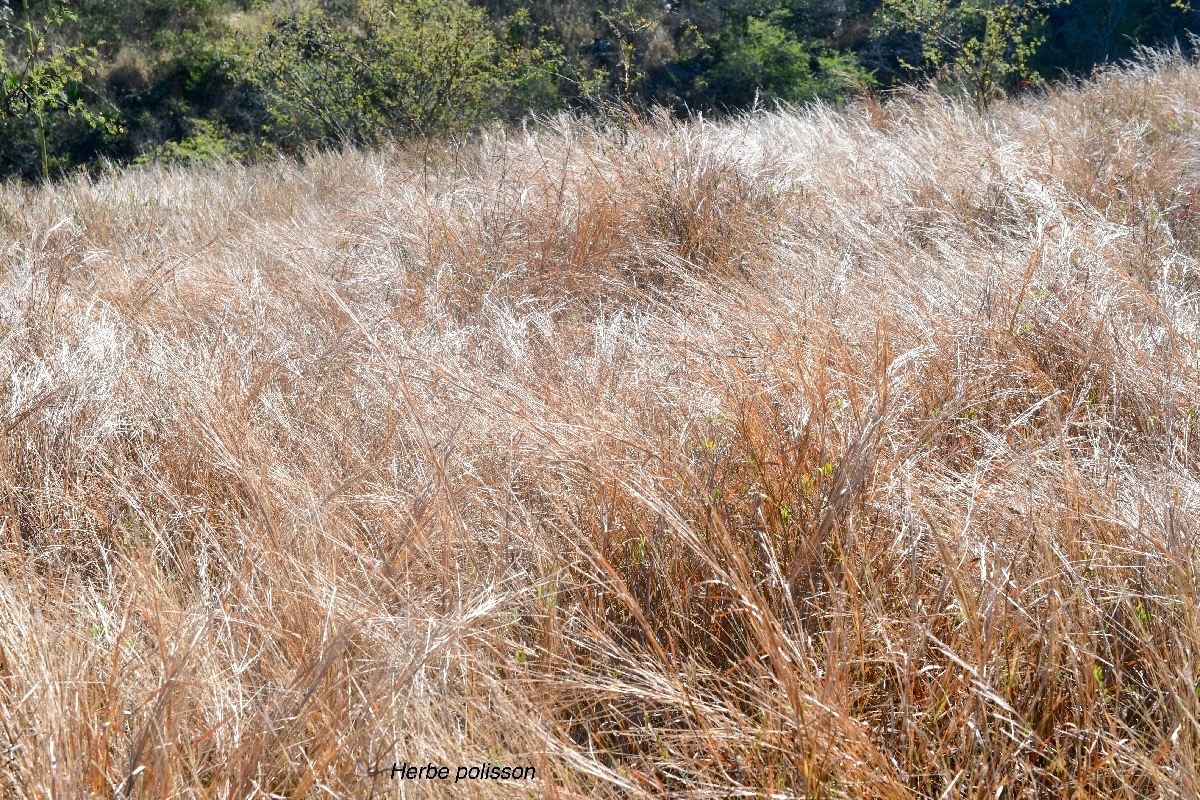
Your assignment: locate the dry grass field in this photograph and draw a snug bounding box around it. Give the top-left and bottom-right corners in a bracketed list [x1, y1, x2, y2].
[2, 52, 1200, 798]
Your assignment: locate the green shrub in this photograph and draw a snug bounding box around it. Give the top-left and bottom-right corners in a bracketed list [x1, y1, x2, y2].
[880, 0, 1063, 108]
[242, 0, 504, 145]
[677, 11, 872, 112]
[132, 117, 234, 167]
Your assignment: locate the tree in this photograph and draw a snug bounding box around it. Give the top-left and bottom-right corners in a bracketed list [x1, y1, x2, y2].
[242, 0, 504, 146]
[1, 0, 111, 180]
[879, 0, 1064, 108]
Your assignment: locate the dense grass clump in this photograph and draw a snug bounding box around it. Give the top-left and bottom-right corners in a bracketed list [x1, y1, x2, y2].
[2, 54, 1200, 798]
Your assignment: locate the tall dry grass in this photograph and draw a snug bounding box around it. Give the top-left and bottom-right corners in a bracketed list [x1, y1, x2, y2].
[2, 51, 1200, 798]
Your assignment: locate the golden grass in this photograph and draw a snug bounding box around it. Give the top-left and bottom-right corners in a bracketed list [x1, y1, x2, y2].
[3, 52, 1200, 798]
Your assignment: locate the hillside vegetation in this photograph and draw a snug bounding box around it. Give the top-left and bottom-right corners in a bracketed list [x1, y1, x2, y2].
[2, 0, 1199, 181]
[2, 53, 1200, 798]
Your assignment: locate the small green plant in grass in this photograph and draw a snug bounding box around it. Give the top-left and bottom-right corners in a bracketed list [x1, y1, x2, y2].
[536, 583, 557, 609]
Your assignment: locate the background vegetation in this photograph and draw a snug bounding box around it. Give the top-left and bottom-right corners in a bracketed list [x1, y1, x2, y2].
[1, 0, 1199, 181]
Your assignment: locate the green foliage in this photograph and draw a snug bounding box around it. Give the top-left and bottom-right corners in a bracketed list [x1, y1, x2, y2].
[72, 0, 223, 54]
[880, 0, 1064, 108]
[242, 0, 505, 145]
[479, 0, 714, 111]
[594, 0, 664, 99]
[492, 8, 564, 116]
[683, 13, 872, 111]
[1, 0, 115, 180]
[132, 117, 233, 167]
[0, 0, 1198, 181]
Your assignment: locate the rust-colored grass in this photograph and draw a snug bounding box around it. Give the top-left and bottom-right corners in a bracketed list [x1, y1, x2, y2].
[3, 53, 1200, 798]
